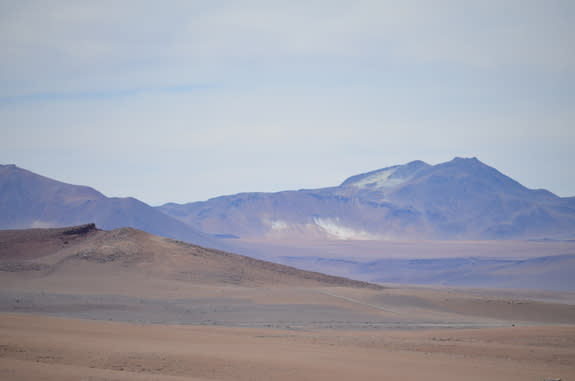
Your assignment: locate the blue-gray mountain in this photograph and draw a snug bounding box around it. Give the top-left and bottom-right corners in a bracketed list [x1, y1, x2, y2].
[2, 158, 574, 243]
[159, 157, 575, 240]
[0, 164, 219, 248]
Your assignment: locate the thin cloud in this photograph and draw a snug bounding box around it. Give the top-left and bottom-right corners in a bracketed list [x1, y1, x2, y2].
[1, 1, 573, 96]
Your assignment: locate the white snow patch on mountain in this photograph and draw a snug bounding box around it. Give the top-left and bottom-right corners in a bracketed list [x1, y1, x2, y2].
[270, 220, 289, 231]
[313, 217, 380, 240]
[350, 168, 406, 189]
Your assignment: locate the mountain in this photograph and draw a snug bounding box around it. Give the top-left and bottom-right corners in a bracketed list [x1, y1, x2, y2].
[159, 157, 575, 240]
[0, 223, 379, 289]
[2, 158, 574, 243]
[0, 164, 220, 248]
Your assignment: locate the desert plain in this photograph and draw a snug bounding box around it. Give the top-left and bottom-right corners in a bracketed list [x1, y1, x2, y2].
[1, 313, 574, 381]
[1, 225, 574, 380]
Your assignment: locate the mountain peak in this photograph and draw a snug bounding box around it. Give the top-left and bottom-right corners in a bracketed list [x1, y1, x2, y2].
[0, 164, 21, 171]
[449, 156, 483, 166]
[423, 157, 500, 177]
[452, 156, 479, 161]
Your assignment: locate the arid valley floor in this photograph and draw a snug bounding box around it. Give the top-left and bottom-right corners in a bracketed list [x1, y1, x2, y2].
[2, 313, 574, 381]
[1, 225, 574, 380]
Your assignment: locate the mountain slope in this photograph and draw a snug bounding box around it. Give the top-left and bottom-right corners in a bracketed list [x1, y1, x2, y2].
[0, 224, 380, 289]
[159, 157, 575, 240]
[0, 164, 219, 248]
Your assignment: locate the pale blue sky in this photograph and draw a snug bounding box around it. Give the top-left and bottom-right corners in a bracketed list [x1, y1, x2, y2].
[1, 1, 574, 205]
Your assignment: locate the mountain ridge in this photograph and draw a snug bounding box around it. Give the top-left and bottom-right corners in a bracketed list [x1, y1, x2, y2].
[2, 158, 574, 244]
[158, 157, 575, 241]
[0, 223, 381, 289]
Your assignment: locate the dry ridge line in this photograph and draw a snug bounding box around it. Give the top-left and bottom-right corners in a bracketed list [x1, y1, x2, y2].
[0, 223, 383, 289]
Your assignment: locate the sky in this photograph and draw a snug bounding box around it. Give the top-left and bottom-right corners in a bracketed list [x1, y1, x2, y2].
[1, 0, 574, 205]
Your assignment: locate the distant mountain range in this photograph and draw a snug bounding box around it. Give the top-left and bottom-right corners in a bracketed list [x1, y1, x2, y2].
[159, 157, 575, 241]
[0, 164, 219, 248]
[1, 158, 574, 244]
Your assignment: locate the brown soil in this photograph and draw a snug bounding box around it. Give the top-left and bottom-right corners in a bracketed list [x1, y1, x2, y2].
[0, 313, 573, 381]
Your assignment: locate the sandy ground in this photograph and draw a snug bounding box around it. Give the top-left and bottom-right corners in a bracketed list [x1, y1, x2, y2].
[0, 313, 573, 381]
[2, 280, 575, 329]
[2, 261, 575, 329]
